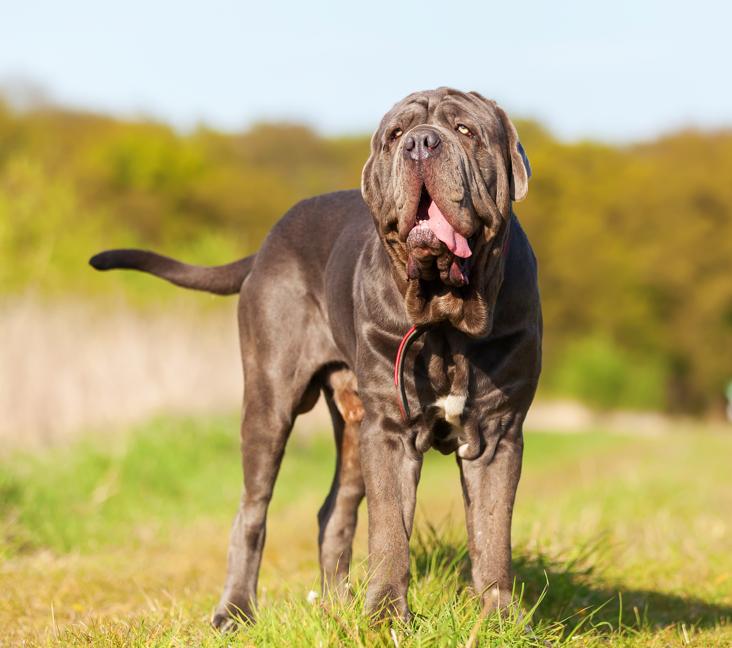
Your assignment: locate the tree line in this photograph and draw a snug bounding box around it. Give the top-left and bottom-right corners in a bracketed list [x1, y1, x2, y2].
[1, 100, 730, 414]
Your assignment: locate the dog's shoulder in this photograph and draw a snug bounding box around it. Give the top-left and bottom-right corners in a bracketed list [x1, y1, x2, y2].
[266, 190, 369, 244]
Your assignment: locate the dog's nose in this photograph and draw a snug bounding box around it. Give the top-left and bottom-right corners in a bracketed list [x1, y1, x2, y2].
[403, 128, 442, 161]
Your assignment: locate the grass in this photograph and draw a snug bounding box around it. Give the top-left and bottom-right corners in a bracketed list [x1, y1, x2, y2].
[1, 415, 731, 646]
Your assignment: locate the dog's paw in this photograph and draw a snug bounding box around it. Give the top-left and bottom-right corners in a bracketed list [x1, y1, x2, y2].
[211, 600, 254, 633]
[211, 611, 240, 634]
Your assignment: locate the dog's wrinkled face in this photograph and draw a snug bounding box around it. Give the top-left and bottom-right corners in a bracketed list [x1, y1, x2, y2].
[362, 88, 531, 336]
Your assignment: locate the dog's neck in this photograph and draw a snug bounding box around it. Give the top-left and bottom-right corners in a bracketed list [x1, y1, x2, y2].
[395, 214, 513, 338]
[390, 215, 513, 422]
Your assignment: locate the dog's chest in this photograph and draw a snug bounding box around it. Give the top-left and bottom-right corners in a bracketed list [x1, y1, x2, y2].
[419, 332, 470, 426]
[426, 391, 475, 456]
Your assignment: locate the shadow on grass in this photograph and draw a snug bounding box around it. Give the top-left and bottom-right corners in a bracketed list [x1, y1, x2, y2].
[410, 525, 732, 635]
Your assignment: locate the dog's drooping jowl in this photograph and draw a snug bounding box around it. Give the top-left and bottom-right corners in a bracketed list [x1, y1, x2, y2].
[90, 87, 542, 630]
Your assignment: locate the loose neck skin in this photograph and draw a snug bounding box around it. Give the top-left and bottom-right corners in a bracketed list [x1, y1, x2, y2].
[393, 214, 513, 339]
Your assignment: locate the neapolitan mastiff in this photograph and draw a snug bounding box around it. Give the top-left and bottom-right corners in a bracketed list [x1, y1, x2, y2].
[90, 87, 541, 630]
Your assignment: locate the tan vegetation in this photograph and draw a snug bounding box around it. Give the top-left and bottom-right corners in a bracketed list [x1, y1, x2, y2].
[0, 297, 240, 450]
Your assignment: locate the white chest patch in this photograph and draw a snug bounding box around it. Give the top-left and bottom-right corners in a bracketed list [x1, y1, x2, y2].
[434, 394, 472, 458]
[435, 394, 466, 428]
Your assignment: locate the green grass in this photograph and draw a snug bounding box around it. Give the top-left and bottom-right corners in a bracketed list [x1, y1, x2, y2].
[1, 415, 731, 646]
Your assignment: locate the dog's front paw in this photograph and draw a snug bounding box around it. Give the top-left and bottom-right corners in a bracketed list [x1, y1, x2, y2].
[479, 584, 518, 618]
[365, 584, 412, 624]
[211, 598, 255, 633]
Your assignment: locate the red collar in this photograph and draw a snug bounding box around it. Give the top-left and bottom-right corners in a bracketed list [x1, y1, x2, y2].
[393, 325, 426, 420]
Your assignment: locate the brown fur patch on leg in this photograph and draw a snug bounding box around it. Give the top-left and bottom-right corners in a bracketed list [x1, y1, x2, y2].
[328, 369, 364, 424]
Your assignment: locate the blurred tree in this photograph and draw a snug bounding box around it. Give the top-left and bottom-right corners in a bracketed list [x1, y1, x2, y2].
[0, 101, 730, 414]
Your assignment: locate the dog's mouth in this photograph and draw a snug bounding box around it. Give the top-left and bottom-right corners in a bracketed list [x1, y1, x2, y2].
[405, 186, 473, 287]
[410, 186, 471, 259]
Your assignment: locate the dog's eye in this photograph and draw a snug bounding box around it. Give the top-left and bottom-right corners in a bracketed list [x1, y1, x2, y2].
[456, 124, 472, 137]
[390, 127, 403, 141]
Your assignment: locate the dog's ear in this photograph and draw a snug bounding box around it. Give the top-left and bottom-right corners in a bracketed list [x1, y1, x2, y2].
[361, 125, 382, 213]
[469, 92, 531, 202]
[495, 105, 531, 202]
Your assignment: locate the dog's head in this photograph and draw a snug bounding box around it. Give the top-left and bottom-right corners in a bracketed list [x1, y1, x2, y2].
[362, 88, 530, 336]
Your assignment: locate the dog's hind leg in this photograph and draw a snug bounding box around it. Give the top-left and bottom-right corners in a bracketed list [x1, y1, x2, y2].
[210, 250, 345, 631]
[211, 373, 321, 632]
[317, 369, 365, 600]
[211, 403, 292, 630]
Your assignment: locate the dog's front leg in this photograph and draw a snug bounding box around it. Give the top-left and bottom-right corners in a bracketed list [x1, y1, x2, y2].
[360, 413, 422, 620]
[457, 416, 523, 614]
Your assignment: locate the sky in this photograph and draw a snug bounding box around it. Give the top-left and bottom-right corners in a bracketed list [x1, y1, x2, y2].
[1, 0, 730, 142]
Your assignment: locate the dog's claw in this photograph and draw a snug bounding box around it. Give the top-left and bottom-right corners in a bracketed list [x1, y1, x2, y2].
[211, 599, 255, 633]
[211, 612, 240, 633]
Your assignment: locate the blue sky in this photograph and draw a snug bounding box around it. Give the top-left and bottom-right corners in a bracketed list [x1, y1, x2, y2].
[1, 0, 730, 141]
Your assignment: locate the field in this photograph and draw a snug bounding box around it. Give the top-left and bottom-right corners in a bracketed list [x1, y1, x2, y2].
[1, 414, 731, 647]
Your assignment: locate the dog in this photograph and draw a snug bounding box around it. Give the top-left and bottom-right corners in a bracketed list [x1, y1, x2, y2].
[90, 87, 542, 630]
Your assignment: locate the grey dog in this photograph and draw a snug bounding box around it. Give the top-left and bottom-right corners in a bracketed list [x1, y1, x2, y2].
[90, 87, 542, 630]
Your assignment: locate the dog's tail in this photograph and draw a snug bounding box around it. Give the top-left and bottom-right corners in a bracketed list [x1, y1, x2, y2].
[89, 249, 255, 296]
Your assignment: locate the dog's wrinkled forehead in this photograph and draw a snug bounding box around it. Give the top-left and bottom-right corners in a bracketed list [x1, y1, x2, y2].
[375, 88, 504, 142]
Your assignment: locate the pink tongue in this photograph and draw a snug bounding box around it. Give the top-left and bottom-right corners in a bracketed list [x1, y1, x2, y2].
[426, 201, 471, 258]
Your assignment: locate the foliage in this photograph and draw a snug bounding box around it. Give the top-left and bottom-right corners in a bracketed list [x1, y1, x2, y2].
[544, 336, 668, 410]
[1, 100, 731, 411]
